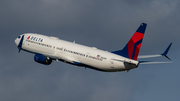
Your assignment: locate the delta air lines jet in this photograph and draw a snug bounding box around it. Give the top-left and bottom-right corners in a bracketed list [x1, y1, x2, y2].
[15, 23, 172, 72]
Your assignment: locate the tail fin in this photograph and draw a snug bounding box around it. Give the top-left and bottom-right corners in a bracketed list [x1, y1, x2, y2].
[112, 23, 147, 60]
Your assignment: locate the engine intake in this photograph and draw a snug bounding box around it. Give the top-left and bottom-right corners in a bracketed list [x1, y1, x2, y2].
[34, 54, 52, 65]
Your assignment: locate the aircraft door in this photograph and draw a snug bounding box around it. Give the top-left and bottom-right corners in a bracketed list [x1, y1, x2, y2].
[110, 59, 114, 68]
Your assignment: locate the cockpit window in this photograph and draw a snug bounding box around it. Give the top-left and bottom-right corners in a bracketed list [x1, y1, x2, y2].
[18, 36, 21, 39]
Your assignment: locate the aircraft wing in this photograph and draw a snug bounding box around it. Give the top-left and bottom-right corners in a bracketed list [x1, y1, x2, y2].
[138, 43, 172, 60]
[139, 61, 173, 64]
[138, 55, 162, 58]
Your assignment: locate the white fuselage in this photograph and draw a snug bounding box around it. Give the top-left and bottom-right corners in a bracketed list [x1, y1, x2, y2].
[15, 33, 139, 72]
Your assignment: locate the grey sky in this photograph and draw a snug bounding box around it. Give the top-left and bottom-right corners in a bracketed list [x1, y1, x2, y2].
[0, 0, 179, 101]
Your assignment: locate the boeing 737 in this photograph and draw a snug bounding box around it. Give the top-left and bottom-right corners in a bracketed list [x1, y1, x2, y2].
[15, 23, 172, 72]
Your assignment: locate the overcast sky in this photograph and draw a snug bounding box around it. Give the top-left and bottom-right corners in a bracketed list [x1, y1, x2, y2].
[0, 0, 179, 101]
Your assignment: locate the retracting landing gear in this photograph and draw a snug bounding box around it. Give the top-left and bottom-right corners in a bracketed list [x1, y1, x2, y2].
[125, 70, 130, 73]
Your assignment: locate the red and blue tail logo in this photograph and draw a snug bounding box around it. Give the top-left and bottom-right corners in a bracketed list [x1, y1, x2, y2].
[112, 23, 147, 60]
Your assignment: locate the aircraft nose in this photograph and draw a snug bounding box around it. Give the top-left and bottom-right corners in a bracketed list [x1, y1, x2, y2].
[15, 38, 19, 46]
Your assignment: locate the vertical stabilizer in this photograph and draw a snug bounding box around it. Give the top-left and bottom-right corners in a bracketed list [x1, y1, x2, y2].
[112, 23, 147, 60]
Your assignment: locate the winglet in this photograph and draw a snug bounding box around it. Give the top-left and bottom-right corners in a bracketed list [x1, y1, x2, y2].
[18, 35, 24, 53]
[161, 43, 172, 60]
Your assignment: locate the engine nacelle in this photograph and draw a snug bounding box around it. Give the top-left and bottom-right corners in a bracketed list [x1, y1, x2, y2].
[34, 54, 52, 65]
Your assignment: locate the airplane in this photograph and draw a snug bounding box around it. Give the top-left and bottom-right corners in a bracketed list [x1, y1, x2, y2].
[15, 23, 172, 72]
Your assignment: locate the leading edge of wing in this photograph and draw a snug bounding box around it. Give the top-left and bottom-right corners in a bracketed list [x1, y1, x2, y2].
[139, 61, 173, 64]
[138, 55, 162, 58]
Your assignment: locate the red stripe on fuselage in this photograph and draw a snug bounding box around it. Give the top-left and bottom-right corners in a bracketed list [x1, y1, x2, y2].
[27, 36, 30, 39]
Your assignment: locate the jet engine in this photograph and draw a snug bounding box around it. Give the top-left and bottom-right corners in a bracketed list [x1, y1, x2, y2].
[34, 54, 52, 65]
